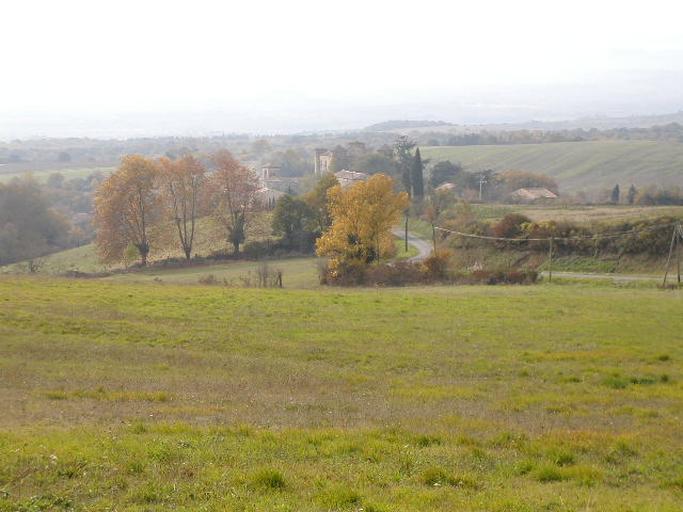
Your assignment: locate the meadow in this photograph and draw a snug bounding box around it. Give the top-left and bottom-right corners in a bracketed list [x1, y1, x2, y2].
[0, 277, 681, 510]
[422, 140, 683, 191]
[0, 165, 115, 184]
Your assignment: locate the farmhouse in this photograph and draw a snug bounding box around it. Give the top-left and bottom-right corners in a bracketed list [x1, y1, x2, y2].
[435, 182, 456, 193]
[510, 187, 558, 203]
[252, 164, 286, 208]
[335, 169, 369, 188]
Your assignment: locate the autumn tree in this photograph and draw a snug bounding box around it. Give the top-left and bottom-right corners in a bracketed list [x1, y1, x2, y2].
[158, 155, 205, 260]
[316, 174, 409, 267]
[207, 150, 259, 255]
[94, 155, 159, 266]
[304, 172, 339, 234]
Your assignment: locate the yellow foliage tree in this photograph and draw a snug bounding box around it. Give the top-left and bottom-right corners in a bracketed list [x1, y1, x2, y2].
[94, 155, 159, 266]
[316, 174, 409, 267]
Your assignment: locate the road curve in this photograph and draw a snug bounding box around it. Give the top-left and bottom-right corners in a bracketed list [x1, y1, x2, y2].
[392, 228, 433, 262]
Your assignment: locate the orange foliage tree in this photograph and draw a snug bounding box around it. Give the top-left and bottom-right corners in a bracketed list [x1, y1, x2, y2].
[94, 155, 159, 266]
[157, 155, 206, 260]
[316, 174, 409, 267]
[207, 150, 260, 255]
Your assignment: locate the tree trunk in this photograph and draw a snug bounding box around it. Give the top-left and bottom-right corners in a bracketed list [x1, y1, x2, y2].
[233, 241, 240, 255]
[184, 247, 191, 261]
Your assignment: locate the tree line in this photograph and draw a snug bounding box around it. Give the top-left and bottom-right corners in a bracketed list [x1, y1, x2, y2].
[94, 151, 263, 266]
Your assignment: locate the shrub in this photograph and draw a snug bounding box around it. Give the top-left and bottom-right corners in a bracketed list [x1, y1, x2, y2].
[421, 249, 452, 280]
[467, 270, 538, 285]
[492, 213, 531, 239]
[365, 261, 424, 286]
[198, 274, 218, 285]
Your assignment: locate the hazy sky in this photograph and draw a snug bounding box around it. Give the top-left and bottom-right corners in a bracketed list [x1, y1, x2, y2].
[2, 0, 683, 135]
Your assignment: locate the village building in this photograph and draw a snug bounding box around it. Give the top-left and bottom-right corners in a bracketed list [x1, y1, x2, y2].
[335, 169, 369, 188]
[260, 164, 281, 182]
[314, 148, 334, 176]
[253, 163, 286, 209]
[510, 187, 558, 203]
[435, 182, 457, 193]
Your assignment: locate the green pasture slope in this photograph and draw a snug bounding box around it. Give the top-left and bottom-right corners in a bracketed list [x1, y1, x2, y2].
[422, 140, 683, 191]
[0, 277, 681, 510]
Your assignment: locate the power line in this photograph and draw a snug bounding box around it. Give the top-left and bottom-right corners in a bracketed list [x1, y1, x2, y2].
[434, 222, 676, 243]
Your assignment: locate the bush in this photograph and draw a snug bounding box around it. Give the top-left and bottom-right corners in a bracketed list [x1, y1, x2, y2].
[468, 270, 538, 285]
[492, 213, 531, 239]
[365, 261, 425, 286]
[421, 249, 452, 280]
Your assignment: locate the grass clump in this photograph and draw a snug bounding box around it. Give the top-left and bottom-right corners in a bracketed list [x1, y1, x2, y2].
[534, 465, 567, 483]
[415, 434, 442, 448]
[248, 468, 286, 490]
[602, 374, 629, 389]
[548, 448, 576, 467]
[420, 467, 479, 489]
[317, 485, 361, 508]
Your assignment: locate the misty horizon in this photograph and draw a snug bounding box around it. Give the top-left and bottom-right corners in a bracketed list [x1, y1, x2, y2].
[3, 1, 683, 138]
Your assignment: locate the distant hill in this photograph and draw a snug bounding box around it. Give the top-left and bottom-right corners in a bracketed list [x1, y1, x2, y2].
[479, 111, 683, 132]
[364, 120, 453, 132]
[422, 140, 683, 192]
[364, 111, 683, 135]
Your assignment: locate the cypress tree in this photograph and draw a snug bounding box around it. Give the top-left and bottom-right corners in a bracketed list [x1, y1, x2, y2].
[411, 147, 424, 199]
[627, 184, 637, 204]
[611, 184, 620, 204]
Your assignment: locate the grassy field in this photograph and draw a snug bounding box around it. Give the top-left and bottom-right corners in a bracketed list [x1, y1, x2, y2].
[422, 140, 683, 192]
[0, 225, 418, 288]
[0, 165, 115, 183]
[106, 257, 321, 288]
[0, 277, 681, 510]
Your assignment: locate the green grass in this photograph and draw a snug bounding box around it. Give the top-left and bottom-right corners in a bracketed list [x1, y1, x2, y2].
[106, 256, 322, 288]
[0, 277, 681, 510]
[393, 236, 420, 260]
[422, 140, 683, 191]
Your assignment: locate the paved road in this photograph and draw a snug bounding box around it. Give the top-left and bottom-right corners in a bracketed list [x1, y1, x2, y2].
[392, 228, 432, 262]
[542, 271, 662, 282]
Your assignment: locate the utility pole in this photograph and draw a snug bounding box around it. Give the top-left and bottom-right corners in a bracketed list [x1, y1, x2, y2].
[662, 223, 682, 287]
[432, 223, 437, 253]
[677, 224, 682, 285]
[548, 236, 554, 283]
[478, 175, 487, 201]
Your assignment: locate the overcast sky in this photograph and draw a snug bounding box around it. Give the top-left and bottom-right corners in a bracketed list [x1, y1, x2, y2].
[2, 0, 683, 135]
